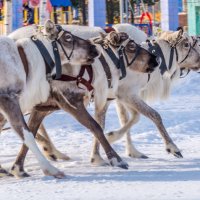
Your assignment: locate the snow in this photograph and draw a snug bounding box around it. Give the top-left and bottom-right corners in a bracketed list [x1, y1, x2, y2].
[0, 72, 200, 200]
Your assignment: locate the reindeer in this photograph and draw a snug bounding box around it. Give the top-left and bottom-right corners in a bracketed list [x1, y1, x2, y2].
[0, 23, 158, 178]
[99, 24, 200, 159]
[22, 24, 200, 166]
[0, 19, 100, 178]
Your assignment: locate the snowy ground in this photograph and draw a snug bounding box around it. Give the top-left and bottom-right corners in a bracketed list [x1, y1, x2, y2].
[0, 72, 200, 200]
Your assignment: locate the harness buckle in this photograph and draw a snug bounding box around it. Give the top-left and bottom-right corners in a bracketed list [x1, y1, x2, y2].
[32, 36, 37, 41]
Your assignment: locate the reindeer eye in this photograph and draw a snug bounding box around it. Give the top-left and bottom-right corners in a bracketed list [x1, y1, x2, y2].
[184, 42, 189, 47]
[64, 34, 72, 42]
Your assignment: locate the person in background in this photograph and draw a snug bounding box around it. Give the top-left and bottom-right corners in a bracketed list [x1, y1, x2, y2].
[23, 3, 34, 25]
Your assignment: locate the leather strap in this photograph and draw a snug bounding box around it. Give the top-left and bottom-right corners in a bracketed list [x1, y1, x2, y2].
[31, 36, 55, 76]
[118, 46, 127, 80]
[99, 54, 112, 88]
[104, 46, 120, 69]
[55, 65, 94, 92]
[147, 41, 168, 75]
[168, 47, 174, 70]
[52, 41, 62, 79]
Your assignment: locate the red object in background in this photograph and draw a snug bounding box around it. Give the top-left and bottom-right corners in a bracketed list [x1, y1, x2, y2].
[140, 12, 152, 29]
[46, 0, 52, 12]
[30, 0, 40, 7]
[104, 27, 115, 33]
[23, 0, 28, 4]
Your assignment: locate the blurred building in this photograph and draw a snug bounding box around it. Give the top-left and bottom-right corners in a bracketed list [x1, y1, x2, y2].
[187, 0, 200, 35]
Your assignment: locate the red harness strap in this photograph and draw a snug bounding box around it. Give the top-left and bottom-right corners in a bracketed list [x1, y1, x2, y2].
[56, 65, 94, 92]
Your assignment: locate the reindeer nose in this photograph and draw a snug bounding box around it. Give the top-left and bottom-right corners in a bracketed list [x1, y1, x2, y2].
[147, 55, 158, 73]
[89, 45, 99, 58]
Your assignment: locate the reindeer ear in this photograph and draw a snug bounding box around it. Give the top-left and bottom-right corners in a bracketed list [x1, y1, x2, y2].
[177, 29, 183, 38]
[170, 30, 182, 45]
[99, 32, 107, 39]
[44, 20, 58, 40]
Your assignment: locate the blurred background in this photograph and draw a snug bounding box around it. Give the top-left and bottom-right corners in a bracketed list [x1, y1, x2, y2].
[0, 0, 198, 36]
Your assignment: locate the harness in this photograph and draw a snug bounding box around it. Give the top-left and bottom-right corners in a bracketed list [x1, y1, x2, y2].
[95, 38, 144, 88]
[28, 29, 94, 92]
[147, 39, 192, 79]
[180, 36, 200, 78]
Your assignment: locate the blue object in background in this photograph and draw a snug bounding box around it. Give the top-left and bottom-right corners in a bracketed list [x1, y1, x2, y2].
[161, 0, 179, 31]
[50, 0, 72, 7]
[12, 0, 23, 31]
[88, 0, 106, 27]
[178, 0, 183, 12]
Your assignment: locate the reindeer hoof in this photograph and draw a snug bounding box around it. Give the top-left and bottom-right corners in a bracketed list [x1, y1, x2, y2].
[109, 158, 129, 169]
[48, 154, 58, 161]
[127, 153, 149, 159]
[140, 155, 149, 159]
[118, 162, 129, 169]
[0, 168, 14, 177]
[90, 155, 109, 167]
[174, 151, 183, 158]
[45, 152, 70, 161]
[44, 170, 66, 179]
[10, 164, 30, 178]
[166, 143, 182, 158]
[54, 171, 66, 179]
[17, 172, 30, 178]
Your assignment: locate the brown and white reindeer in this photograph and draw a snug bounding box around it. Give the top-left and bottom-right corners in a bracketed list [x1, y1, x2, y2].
[0, 19, 101, 178]
[24, 24, 200, 166]
[99, 24, 200, 159]
[1, 23, 158, 178]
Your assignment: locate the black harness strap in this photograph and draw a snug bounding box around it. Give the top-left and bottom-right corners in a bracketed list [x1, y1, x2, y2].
[178, 44, 192, 64]
[118, 46, 127, 80]
[57, 39, 75, 61]
[168, 47, 175, 70]
[99, 54, 112, 88]
[123, 45, 141, 66]
[31, 35, 93, 91]
[147, 41, 168, 75]
[103, 45, 126, 80]
[31, 36, 55, 76]
[104, 47, 120, 68]
[52, 41, 62, 79]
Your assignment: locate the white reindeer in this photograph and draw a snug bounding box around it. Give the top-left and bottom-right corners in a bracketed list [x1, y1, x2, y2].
[35, 24, 200, 164]
[0, 19, 101, 178]
[5, 24, 200, 177]
[3, 24, 158, 177]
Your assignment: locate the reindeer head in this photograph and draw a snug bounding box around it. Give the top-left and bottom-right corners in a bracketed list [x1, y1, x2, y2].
[44, 20, 99, 65]
[103, 31, 158, 73]
[159, 30, 200, 71]
[172, 31, 200, 71]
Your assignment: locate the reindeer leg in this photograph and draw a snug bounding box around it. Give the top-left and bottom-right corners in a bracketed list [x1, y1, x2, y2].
[54, 91, 128, 169]
[106, 101, 148, 158]
[90, 102, 110, 166]
[119, 94, 182, 158]
[0, 113, 7, 132]
[36, 123, 70, 161]
[9, 106, 65, 179]
[0, 113, 13, 177]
